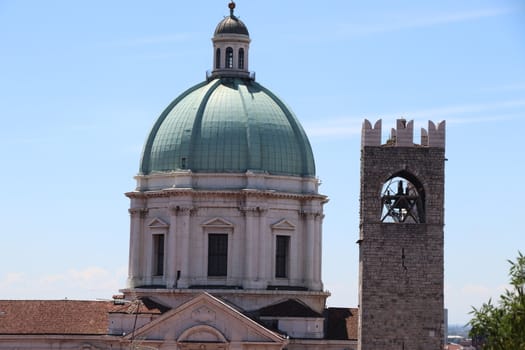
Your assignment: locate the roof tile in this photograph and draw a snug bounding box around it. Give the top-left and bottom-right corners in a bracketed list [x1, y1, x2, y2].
[0, 300, 113, 335]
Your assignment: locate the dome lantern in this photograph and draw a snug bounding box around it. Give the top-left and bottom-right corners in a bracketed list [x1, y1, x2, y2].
[210, 2, 252, 79]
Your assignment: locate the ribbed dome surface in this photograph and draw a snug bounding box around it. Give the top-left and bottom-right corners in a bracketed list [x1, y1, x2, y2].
[140, 78, 315, 177]
[214, 15, 249, 36]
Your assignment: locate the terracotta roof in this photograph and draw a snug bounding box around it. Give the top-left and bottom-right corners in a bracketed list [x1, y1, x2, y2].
[258, 299, 322, 318]
[325, 307, 359, 340]
[0, 300, 114, 335]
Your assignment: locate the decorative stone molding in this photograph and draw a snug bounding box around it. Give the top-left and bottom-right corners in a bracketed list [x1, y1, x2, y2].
[191, 306, 216, 323]
[300, 210, 322, 219]
[177, 324, 227, 343]
[127, 189, 326, 202]
[169, 205, 196, 216]
[240, 206, 267, 217]
[128, 208, 148, 218]
[79, 344, 99, 350]
[147, 217, 169, 229]
[201, 217, 234, 229]
[270, 219, 296, 231]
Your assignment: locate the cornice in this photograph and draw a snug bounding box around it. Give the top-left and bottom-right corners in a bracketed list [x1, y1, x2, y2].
[126, 189, 327, 202]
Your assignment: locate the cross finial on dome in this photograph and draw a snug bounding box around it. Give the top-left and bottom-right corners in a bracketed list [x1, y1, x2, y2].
[229, 1, 236, 17]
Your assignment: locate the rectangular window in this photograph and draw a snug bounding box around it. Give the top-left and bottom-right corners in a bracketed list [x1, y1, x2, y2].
[275, 235, 290, 278]
[208, 234, 228, 277]
[153, 234, 165, 276]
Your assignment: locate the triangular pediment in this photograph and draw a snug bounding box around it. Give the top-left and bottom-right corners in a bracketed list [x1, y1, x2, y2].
[201, 217, 234, 228]
[147, 217, 169, 229]
[126, 293, 285, 346]
[271, 219, 296, 231]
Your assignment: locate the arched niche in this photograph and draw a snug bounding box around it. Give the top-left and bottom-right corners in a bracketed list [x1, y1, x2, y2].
[177, 325, 228, 350]
[380, 171, 425, 223]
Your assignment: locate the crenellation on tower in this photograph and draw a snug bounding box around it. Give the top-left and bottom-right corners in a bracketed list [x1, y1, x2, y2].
[361, 119, 382, 147]
[362, 118, 446, 148]
[427, 120, 446, 148]
[393, 119, 414, 146]
[421, 127, 429, 146]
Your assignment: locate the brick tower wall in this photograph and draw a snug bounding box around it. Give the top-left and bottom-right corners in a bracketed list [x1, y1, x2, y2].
[358, 119, 445, 350]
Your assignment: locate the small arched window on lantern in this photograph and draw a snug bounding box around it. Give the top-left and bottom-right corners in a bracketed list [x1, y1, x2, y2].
[226, 47, 234, 68]
[215, 48, 221, 69]
[381, 172, 425, 223]
[238, 48, 245, 70]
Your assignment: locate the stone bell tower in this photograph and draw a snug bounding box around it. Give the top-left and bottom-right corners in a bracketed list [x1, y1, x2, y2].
[358, 119, 446, 350]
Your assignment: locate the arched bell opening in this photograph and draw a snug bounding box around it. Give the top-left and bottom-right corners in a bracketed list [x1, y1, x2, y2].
[380, 171, 425, 223]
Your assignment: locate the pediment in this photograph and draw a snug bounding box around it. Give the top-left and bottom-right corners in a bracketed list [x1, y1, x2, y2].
[271, 219, 296, 231]
[201, 217, 234, 229]
[147, 217, 169, 229]
[127, 293, 285, 346]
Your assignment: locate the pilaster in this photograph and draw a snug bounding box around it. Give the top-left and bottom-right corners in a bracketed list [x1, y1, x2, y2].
[241, 206, 267, 289]
[176, 206, 194, 289]
[301, 210, 322, 291]
[127, 208, 148, 288]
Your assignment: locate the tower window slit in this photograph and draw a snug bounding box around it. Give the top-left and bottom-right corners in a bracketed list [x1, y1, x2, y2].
[226, 47, 233, 69]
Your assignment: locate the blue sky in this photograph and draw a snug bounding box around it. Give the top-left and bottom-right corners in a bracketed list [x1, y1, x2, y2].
[0, 0, 524, 325]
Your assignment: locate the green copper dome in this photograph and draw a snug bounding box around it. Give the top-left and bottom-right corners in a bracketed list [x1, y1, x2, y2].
[140, 77, 315, 177]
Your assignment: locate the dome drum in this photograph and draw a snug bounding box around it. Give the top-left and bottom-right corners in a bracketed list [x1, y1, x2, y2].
[134, 170, 320, 194]
[211, 32, 251, 78]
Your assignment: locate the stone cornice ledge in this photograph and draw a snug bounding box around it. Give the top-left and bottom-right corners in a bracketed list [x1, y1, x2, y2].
[121, 288, 331, 298]
[126, 189, 327, 202]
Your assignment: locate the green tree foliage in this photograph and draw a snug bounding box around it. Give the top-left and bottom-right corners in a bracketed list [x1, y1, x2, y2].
[469, 251, 525, 349]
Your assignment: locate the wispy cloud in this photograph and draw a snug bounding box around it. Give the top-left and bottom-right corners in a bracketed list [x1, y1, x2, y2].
[338, 7, 513, 38]
[390, 99, 525, 121]
[0, 266, 127, 299]
[304, 98, 525, 138]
